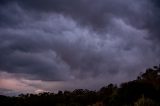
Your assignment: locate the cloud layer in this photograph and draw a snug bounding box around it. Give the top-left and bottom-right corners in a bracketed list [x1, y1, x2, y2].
[0, 0, 160, 95]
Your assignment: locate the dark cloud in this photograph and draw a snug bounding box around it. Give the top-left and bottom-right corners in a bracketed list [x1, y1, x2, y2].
[0, 88, 15, 96]
[0, 0, 160, 92]
[0, 0, 154, 31]
[147, 0, 160, 41]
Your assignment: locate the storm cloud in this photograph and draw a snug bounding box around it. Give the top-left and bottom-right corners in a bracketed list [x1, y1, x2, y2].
[0, 0, 160, 94]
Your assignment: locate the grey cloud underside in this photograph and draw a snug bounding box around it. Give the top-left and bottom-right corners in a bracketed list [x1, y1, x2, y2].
[0, 0, 156, 31]
[0, 0, 160, 82]
[0, 0, 160, 37]
[0, 88, 16, 96]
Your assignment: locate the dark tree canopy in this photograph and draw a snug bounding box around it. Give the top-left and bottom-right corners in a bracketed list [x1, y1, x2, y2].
[1, 65, 160, 106]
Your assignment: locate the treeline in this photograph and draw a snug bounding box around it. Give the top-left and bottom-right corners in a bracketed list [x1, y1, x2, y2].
[1, 65, 160, 106]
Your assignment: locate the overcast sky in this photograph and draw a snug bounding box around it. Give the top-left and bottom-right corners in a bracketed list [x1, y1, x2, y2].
[0, 0, 160, 95]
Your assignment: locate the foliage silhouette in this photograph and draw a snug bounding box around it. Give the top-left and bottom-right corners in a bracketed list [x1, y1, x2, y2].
[134, 96, 156, 106]
[0, 65, 160, 106]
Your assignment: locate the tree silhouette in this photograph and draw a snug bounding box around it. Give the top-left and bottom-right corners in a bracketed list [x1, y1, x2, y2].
[134, 96, 156, 106]
[1, 65, 160, 106]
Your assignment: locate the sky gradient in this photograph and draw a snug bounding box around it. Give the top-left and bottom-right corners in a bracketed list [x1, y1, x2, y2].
[0, 0, 160, 95]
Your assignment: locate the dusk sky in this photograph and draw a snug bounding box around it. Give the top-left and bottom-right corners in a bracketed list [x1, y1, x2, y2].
[0, 0, 160, 96]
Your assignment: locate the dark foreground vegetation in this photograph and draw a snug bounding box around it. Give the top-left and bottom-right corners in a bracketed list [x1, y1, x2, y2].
[1, 65, 160, 106]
